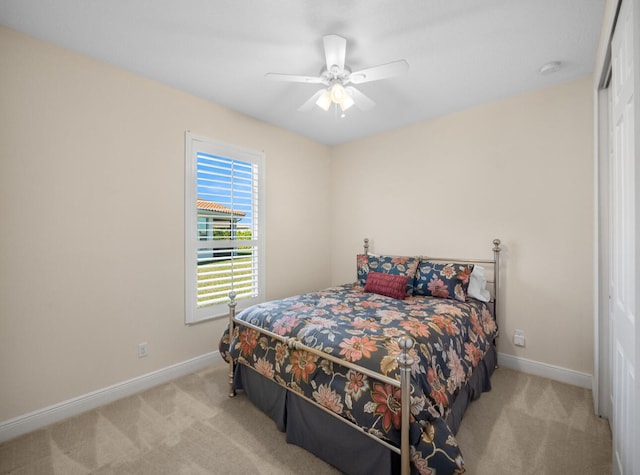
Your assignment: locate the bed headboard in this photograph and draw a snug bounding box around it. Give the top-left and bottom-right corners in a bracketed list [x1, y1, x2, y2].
[362, 238, 502, 322]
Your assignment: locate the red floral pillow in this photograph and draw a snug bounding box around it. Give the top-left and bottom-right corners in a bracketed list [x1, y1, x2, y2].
[364, 271, 409, 300]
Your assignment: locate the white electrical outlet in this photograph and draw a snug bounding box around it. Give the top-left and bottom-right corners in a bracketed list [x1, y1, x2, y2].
[513, 330, 525, 347]
[138, 342, 148, 358]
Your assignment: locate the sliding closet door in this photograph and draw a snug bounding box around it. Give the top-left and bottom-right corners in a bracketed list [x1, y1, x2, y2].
[609, 0, 639, 472]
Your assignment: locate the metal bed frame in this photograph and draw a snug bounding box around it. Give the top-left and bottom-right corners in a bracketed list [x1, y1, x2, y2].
[226, 238, 501, 475]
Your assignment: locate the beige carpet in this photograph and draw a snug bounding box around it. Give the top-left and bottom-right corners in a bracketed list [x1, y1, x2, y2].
[455, 368, 611, 474]
[0, 363, 611, 474]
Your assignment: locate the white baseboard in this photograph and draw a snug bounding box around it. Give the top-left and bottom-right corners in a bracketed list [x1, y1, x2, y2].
[498, 352, 593, 389]
[0, 351, 592, 443]
[0, 351, 223, 443]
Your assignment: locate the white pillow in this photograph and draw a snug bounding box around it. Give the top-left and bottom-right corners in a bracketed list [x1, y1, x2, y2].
[468, 266, 491, 302]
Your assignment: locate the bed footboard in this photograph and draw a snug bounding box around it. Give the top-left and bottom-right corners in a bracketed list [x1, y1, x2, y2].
[227, 292, 416, 475]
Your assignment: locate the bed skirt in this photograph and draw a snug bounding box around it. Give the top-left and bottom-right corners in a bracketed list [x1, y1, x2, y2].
[232, 343, 497, 474]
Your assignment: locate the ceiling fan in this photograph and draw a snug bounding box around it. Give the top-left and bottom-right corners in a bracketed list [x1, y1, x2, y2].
[265, 34, 409, 114]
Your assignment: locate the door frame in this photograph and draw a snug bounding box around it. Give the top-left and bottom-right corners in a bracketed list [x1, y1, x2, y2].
[593, 0, 620, 419]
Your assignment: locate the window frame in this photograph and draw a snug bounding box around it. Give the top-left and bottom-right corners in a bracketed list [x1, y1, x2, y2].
[185, 132, 265, 324]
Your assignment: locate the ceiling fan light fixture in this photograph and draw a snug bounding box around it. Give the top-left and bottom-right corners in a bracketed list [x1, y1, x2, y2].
[316, 90, 332, 111]
[341, 93, 355, 111]
[267, 34, 407, 115]
[330, 83, 346, 103]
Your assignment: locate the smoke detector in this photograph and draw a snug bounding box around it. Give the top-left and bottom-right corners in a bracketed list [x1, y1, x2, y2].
[539, 61, 562, 75]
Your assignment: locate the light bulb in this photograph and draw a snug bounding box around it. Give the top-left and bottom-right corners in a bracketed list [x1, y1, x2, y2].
[330, 83, 346, 103]
[341, 93, 355, 111]
[315, 90, 332, 111]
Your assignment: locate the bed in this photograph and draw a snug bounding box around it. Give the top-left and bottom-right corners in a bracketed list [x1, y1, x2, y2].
[219, 239, 501, 474]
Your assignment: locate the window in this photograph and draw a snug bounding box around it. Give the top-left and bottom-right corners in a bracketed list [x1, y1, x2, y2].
[185, 133, 265, 324]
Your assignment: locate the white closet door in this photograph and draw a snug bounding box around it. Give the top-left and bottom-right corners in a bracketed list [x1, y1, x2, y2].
[609, 0, 638, 473]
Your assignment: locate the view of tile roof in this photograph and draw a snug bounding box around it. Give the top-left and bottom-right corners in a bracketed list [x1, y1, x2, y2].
[196, 198, 246, 216]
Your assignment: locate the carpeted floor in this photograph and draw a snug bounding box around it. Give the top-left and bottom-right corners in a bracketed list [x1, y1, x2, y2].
[455, 368, 611, 474]
[0, 363, 611, 474]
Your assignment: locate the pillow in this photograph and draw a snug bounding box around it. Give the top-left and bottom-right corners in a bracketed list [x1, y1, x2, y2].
[357, 254, 419, 296]
[414, 261, 474, 302]
[467, 265, 491, 302]
[364, 272, 409, 300]
[356, 253, 370, 285]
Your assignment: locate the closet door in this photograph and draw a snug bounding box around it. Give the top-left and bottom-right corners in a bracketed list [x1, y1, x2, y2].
[609, 0, 639, 473]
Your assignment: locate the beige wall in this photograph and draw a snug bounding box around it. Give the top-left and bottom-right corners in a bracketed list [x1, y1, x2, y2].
[330, 76, 594, 374]
[0, 25, 595, 423]
[0, 26, 331, 421]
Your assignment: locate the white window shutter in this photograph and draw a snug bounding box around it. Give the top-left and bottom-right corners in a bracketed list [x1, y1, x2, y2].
[185, 133, 265, 324]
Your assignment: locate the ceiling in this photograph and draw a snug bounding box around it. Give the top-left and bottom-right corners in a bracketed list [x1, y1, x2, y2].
[0, 0, 606, 146]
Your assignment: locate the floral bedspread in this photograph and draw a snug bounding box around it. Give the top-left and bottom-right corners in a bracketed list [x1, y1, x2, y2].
[219, 284, 498, 474]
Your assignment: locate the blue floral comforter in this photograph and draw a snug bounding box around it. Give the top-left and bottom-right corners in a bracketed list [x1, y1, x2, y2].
[219, 283, 498, 474]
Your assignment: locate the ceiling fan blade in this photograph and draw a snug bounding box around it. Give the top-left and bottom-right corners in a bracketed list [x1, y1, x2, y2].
[265, 73, 324, 84]
[349, 60, 409, 84]
[346, 86, 376, 111]
[298, 89, 326, 111]
[323, 34, 347, 72]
